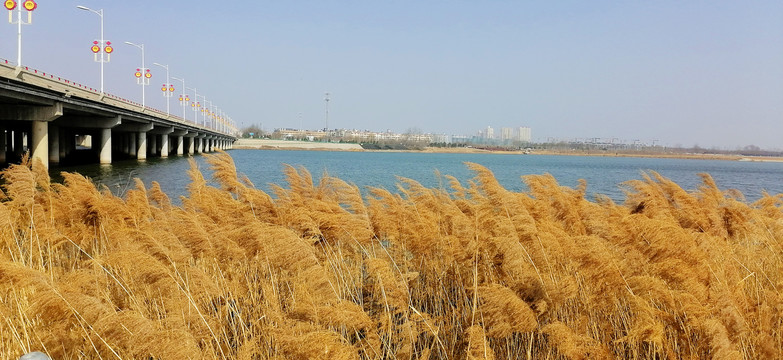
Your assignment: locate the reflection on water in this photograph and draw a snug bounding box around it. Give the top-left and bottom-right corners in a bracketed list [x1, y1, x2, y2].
[50, 154, 210, 200]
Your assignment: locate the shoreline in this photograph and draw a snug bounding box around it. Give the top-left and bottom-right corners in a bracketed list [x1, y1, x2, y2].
[232, 139, 783, 162]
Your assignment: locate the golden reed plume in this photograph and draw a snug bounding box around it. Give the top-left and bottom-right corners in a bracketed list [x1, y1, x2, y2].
[0, 153, 781, 359]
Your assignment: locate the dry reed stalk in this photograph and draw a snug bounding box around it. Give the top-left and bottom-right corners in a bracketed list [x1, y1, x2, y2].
[477, 284, 537, 338]
[465, 325, 495, 360]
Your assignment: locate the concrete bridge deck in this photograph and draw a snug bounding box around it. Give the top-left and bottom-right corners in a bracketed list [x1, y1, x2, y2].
[0, 60, 236, 169]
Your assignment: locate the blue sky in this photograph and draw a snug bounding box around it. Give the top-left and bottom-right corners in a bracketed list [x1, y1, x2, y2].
[2, 1, 782, 149]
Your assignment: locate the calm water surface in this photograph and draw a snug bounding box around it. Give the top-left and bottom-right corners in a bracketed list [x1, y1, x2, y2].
[50, 150, 783, 203]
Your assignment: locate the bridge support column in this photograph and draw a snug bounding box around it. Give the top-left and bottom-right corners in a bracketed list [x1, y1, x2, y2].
[121, 133, 129, 155]
[160, 134, 169, 158]
[31, 121, 49, 169]
[176, 136, 183, 155]
[99, 128, 112, 165]
[149, 135, 157, 156]
[188, 137, 195, 155]
[59, 129, 67, 160]
[137, 132, 147, 160]
[48, 124, 59, 165]
[129, 133, 137, 157]
[197, 137, 204, 153]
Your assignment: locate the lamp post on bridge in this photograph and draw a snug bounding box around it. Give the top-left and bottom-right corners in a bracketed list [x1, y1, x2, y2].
[5, 0, 37, 68]
[186, 86, 201, 126]
[152, 63, 173, 116]
[76, 5, 110, 95]
[124, 41, 149, 109]
[195, 94, 207, 126]
[171, 76, 188, 122]
[204, 100, 213, 128]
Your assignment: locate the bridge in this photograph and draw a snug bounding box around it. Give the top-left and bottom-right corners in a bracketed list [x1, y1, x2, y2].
[0, 59, 237, 169]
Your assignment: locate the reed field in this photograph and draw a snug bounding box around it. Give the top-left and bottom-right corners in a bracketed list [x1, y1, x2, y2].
[1, 151, 781, 359]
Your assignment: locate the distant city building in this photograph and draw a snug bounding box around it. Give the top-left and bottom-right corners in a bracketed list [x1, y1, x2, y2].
[500, 127, 514, 141]
[485, 126, 494, 139]
[452, 135, 470, 143]
[431, 133, 453, 144]
[266, 124, 531, 147]
[517, 127, 531, 142]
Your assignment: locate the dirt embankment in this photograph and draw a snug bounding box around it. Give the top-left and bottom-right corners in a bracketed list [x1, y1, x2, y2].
[233, 139, 363, 151]
[231, 139, 783, 161]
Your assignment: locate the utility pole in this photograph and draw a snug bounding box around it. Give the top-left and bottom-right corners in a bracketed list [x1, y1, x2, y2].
[324, 92, 330, 134]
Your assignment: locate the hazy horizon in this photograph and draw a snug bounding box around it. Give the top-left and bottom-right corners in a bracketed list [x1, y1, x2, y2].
[2, 1, 781, 150]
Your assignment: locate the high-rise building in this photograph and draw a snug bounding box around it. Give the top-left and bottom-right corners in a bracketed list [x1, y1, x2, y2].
[500, 127, 514, 141]
[485, 126, 494, 140]
[517, 127, 531, 142]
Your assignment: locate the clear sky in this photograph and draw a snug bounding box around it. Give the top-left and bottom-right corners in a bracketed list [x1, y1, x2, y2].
[2, 1, 782, 149]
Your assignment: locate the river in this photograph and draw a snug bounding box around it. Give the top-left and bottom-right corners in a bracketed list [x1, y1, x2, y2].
[48, 149, 783, 203]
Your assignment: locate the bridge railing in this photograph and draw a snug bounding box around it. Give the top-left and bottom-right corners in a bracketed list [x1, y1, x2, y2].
[0, 58, 233, 137]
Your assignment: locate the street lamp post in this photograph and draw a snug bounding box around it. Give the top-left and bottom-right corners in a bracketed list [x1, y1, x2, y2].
[6, 0, 37, 67]
[195, 94, 206, 126]
[153, 62, 171, 116]
[77, 5, 109, 95]
[171, 76, 187, 121]
[186, 86, 199, 125]
[125, 41, 148, 108]
[204, 100, 213, 128]
[324, 92, 330, 140]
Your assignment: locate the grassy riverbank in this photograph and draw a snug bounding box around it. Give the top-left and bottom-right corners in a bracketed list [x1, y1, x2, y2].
[1, 152, 781, 359]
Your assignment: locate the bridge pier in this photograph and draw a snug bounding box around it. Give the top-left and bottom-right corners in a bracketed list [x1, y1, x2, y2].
[170, 129, 187, 157]
[149, 135, 157, 156]
[120, 133, 129, 155]
[137, 131, 147, 160]
[31, 121, 48, 168]
[187, 136, 195, 155]
[59, 128, 69, 159]
[128, 133, 137, 157]
[99, 128, 112, 165]
[160, 134, 169, 158]
[48, 124, 59, 165]
[176, 135, 184, 155]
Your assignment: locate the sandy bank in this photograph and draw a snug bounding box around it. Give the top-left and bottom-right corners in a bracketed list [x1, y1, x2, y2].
[231, 139, 783, 162]
[233, 139, 363, 151]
